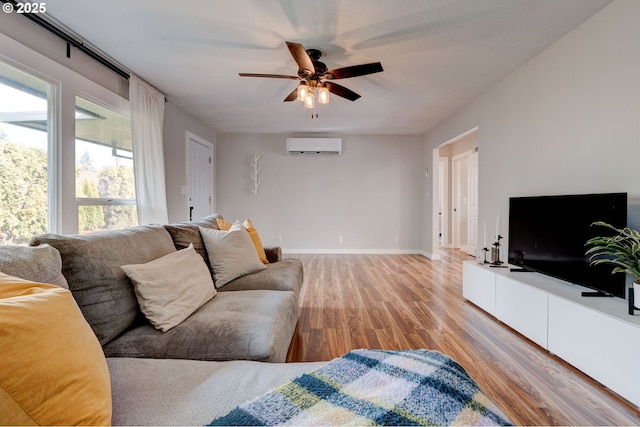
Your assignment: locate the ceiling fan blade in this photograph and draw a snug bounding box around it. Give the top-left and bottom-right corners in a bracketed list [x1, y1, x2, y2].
[325, 82, 361, 101]
[325, 62, 384, 79]
[239, 73, 299, 80]
[283, 88, 298, 102]
[285, 41, 315, 76]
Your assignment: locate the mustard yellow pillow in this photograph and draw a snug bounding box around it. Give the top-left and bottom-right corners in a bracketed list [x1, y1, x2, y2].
[216, 218, 233, 231]
[243, 218, 269, 264]
[0, 273, 111, 425]
[215, 218, 269, 264]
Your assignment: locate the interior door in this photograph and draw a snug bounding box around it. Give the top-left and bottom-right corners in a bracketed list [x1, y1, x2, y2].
[188, 136, 213, 221]
[467, 150, 478, 256]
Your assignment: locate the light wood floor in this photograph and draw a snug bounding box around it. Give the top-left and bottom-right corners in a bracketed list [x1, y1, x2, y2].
[285, 250, 640, 426]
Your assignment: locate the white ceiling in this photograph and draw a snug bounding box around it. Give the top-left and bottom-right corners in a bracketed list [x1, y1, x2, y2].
[44, 0, 610, 136]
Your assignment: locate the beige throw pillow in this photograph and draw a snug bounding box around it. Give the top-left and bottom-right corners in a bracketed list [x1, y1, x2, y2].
[121, 244, 216, 332]
[216, 218, 269, 264]
[199, 223, 267, 288]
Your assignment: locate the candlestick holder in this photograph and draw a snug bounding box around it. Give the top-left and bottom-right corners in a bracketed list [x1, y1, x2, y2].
[491, 235, 503, 265]
[482, 247, 490, 264]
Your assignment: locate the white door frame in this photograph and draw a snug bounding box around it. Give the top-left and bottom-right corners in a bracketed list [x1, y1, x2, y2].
[438, 157, 449, 248]
[431, 126, 480, 258]
[185, 131, 215, 220]
[467, 149, 479, 256]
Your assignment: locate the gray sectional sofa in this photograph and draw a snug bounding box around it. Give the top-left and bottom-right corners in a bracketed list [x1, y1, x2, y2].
[1, 215, 326, 425]
[30, 214, 300, 363]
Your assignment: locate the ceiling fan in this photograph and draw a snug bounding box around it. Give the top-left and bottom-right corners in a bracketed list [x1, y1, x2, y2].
[239, 42, 383, 109]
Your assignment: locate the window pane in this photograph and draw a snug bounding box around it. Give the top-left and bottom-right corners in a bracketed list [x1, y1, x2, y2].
[75, 96, 134, 199]
[75, 95, 137, 234]
[76, 139, 136, 199]
[0, 61, 51, 245]
[78, 204, 138, 234]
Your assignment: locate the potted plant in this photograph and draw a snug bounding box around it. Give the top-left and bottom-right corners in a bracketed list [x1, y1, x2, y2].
[586, 221, 640, 310]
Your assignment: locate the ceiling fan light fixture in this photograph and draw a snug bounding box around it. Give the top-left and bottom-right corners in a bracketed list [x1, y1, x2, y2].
[304, 92, 315, 109]
[240, 42, 383, 112]
[318, 86, 330, 104]
[297, 82, 309, 101]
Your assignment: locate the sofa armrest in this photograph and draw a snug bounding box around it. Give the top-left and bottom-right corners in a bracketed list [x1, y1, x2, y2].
[263, 245, 282, 263]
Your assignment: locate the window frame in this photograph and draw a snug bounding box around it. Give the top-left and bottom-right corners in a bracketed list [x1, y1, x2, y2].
[1, 32, 134, 236]
[0, 54, 61, 237]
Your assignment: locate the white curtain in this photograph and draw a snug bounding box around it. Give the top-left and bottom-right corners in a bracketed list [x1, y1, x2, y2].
[130, 75, 169, 225]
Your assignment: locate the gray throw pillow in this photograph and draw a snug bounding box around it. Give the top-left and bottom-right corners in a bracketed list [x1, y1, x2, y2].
[199, 223, 267, 288]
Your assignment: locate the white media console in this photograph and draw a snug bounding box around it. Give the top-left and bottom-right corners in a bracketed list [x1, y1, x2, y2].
[463, 261, 640, 408]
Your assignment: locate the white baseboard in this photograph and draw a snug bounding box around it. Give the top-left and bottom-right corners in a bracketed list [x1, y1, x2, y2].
[422, 250, 442, 260]
[281, 249, 443, 260]
[282, 248, 425, 255]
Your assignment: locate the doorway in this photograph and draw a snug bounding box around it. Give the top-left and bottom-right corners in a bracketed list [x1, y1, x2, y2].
[186, 132, 214, 221]
[432, 127, 479, 257]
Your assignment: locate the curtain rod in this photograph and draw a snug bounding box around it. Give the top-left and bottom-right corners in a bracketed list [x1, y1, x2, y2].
[1, 0, 130, 80]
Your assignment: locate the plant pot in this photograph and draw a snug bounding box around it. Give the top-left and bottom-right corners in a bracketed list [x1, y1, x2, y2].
[635, 281, 640, 310]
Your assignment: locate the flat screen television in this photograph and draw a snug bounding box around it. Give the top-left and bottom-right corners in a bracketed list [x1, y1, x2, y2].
[508, 192, 627, 298]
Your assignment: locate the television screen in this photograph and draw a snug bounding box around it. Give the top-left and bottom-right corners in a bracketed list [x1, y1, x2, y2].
[508, 192, 627, 298]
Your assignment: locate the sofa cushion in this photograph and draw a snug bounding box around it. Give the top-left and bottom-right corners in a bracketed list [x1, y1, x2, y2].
[121, 244, 216, 332]
[163, 214, 222, 272]
[200, 224, 267, 288]
[219, 258, 303, 297]
[30, 225, 176, 346]
[263, 245, 282, 263]
[102, 290, 298, 363]
[0, 244, 68, 289]
[0, 273, 111, 425]
[108, 358, 327, 426]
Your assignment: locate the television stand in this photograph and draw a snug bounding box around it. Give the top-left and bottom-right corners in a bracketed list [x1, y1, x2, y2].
[462, 261, 640, 408]
[581, 290, 612, 297]
[462, 261, 640, 407]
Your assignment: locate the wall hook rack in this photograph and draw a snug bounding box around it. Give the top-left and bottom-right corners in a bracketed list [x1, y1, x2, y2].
[251, 154, 261, 195]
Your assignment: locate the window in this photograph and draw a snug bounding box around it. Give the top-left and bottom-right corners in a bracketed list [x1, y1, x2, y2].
[2, 32, 137, 238]
[0, 60, 53, 245]
[75, 96, 137, 233]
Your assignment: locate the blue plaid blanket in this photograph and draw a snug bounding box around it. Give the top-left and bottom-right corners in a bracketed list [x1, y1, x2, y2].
[209, 349, 512, 426]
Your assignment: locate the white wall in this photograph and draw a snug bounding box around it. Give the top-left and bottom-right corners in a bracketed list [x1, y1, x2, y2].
[0, 9, 127, 98]
[422, 0, 640, 255]
[163, 102, 217, 223]
[216, 133, 423, 253]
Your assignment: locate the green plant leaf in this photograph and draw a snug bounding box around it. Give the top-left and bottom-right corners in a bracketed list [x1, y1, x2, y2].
[585, 221, 640, 281]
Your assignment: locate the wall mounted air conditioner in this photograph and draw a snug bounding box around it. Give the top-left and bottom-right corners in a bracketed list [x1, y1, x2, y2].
[286, 138, 342, 156]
